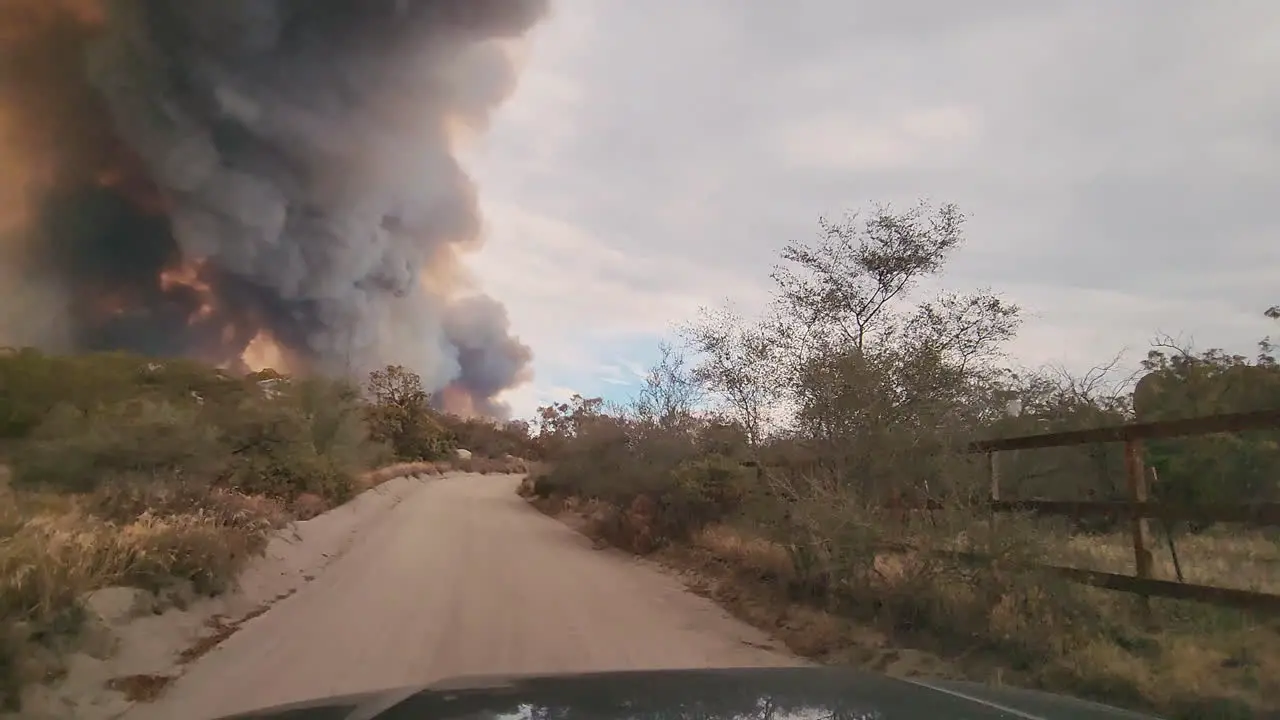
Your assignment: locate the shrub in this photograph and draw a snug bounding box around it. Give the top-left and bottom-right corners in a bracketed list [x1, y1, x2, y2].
[363, 365, 455, 461]
[531, 471, 563, 499]
[294, 378, 390, 471]
[535, 422, 747, 549]
[10, 400, 222, 493]
[85, 476, 218, 523]
[438, 416, 536, 459]
[518, 206, 1280, 716]
[0, 352, 433, 712]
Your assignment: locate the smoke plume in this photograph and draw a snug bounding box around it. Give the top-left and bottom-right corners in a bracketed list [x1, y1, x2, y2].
[0, 0, 542, 417]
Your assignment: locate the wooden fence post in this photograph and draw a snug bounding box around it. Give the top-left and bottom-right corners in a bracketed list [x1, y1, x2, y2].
[987, 450, 1000, 533]
[1124, 439, 1155, 620]
[1149, 466, 1185, 583]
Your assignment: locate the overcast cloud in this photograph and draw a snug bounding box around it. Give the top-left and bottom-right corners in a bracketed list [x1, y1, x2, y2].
[460, 0, 1280, 418]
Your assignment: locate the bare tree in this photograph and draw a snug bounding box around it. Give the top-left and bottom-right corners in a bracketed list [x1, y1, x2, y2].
[906, 291, 1021, 373]
[633, 342, 703, 429]
[771, 201, 966, 354]
[1045, 351, 1140, 417]
[365, 364, 427, 410]
[681, 306, 780, 446]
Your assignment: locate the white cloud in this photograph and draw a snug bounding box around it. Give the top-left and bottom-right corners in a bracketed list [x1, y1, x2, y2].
[461, 197, 769, 417]
[466, 0, 1280, 420]
[495, 382, 580, 421]
[901, 106, 985, 142]
[774, 105, 984, 171]
[999, 284, 1273, 377]
[470, 201, 763, 335]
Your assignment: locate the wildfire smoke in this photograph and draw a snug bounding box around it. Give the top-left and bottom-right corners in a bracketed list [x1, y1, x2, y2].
[0, 0, 542, 416]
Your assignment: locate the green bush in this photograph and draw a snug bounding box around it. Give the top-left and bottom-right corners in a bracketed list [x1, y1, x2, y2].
[362, 364, 456, 461]
[364, 403, 454, 461]
[2, 350, 391, 508]
[0, 352, 420, 713]
[659, 454, 750, 539]
[0, 350, 258, 440]
[217, 381, 373, 505]
[11, 400, 222, 492]
[439, 415, 536, 459]
[538, 421, 747, 545]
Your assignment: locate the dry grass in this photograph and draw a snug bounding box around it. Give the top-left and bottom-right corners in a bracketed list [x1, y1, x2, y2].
[686, 522, 1280, 719]
[677, 525, 968, 675]
[1050, 528, 1280, 594]
[0, 460, 434, 710]
[357, 461, 444, 489]
[357, 456, 531, 489]
[0, 482, 279, 708]
[0, 484, 278, 624]
[527, 475, 1280, 720]
[5, 458, 432, 628]
[454, 455, 532, 475]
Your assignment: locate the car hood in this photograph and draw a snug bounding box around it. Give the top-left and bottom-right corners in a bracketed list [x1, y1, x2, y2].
[218, 666, 1163, 720]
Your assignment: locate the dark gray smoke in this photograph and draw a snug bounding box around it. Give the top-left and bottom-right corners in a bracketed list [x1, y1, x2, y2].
[0, 0, 542, 416]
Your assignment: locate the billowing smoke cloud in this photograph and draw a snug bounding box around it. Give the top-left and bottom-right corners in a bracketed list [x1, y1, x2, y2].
[0, 0, 541, 417]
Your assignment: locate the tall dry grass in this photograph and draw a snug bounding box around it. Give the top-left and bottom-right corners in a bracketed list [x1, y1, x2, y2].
[0, 351, 544, 711]
[678, 518, 1280, 719]
[358, 455, 531, 489]
[1051, 528, 1280, 595]
[0, 477, 286, 708]
[523, 442, 1279, 719]
[0, 456, 441, 710]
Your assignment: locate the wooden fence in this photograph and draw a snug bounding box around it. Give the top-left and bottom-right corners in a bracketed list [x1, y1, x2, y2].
[967, 408, 1280, 615]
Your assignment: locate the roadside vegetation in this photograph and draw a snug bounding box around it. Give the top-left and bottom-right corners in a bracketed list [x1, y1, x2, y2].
[521, 202, 1280, 720]
[0, 352, 530, 710]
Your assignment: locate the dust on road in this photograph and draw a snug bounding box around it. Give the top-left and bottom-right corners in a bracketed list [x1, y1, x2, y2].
[125, 473, 801, 719]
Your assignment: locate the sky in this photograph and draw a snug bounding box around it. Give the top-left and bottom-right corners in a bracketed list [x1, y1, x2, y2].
[459, 0, 1280, 420]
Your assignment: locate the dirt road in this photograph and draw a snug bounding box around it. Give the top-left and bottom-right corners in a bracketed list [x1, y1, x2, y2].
[125, 473, 800, 719]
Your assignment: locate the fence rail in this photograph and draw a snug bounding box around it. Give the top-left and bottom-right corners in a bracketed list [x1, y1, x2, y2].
[967, 408, 1280, 452]
[989, 499, 1280, 526]
[969, 408, 1280, 616]
[946, 549, 1280, 614]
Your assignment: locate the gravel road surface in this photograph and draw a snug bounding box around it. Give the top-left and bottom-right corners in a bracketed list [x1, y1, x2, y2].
[125, 473, 800, 719]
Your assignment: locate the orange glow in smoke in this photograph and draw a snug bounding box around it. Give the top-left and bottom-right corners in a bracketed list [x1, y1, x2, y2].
[96, 163, 168, 215]
[0, 0, 104, 44]
[240, 330, 292, 374]
[91, 291, 129, 320]
[159, 261, 217, 323]
[0, 107, 43, 235]
[61, 0, 104, 26]
[436, 383, 479, 418]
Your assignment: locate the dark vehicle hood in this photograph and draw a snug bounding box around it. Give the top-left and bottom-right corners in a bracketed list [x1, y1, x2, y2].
[218, 666, 1163, 720]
